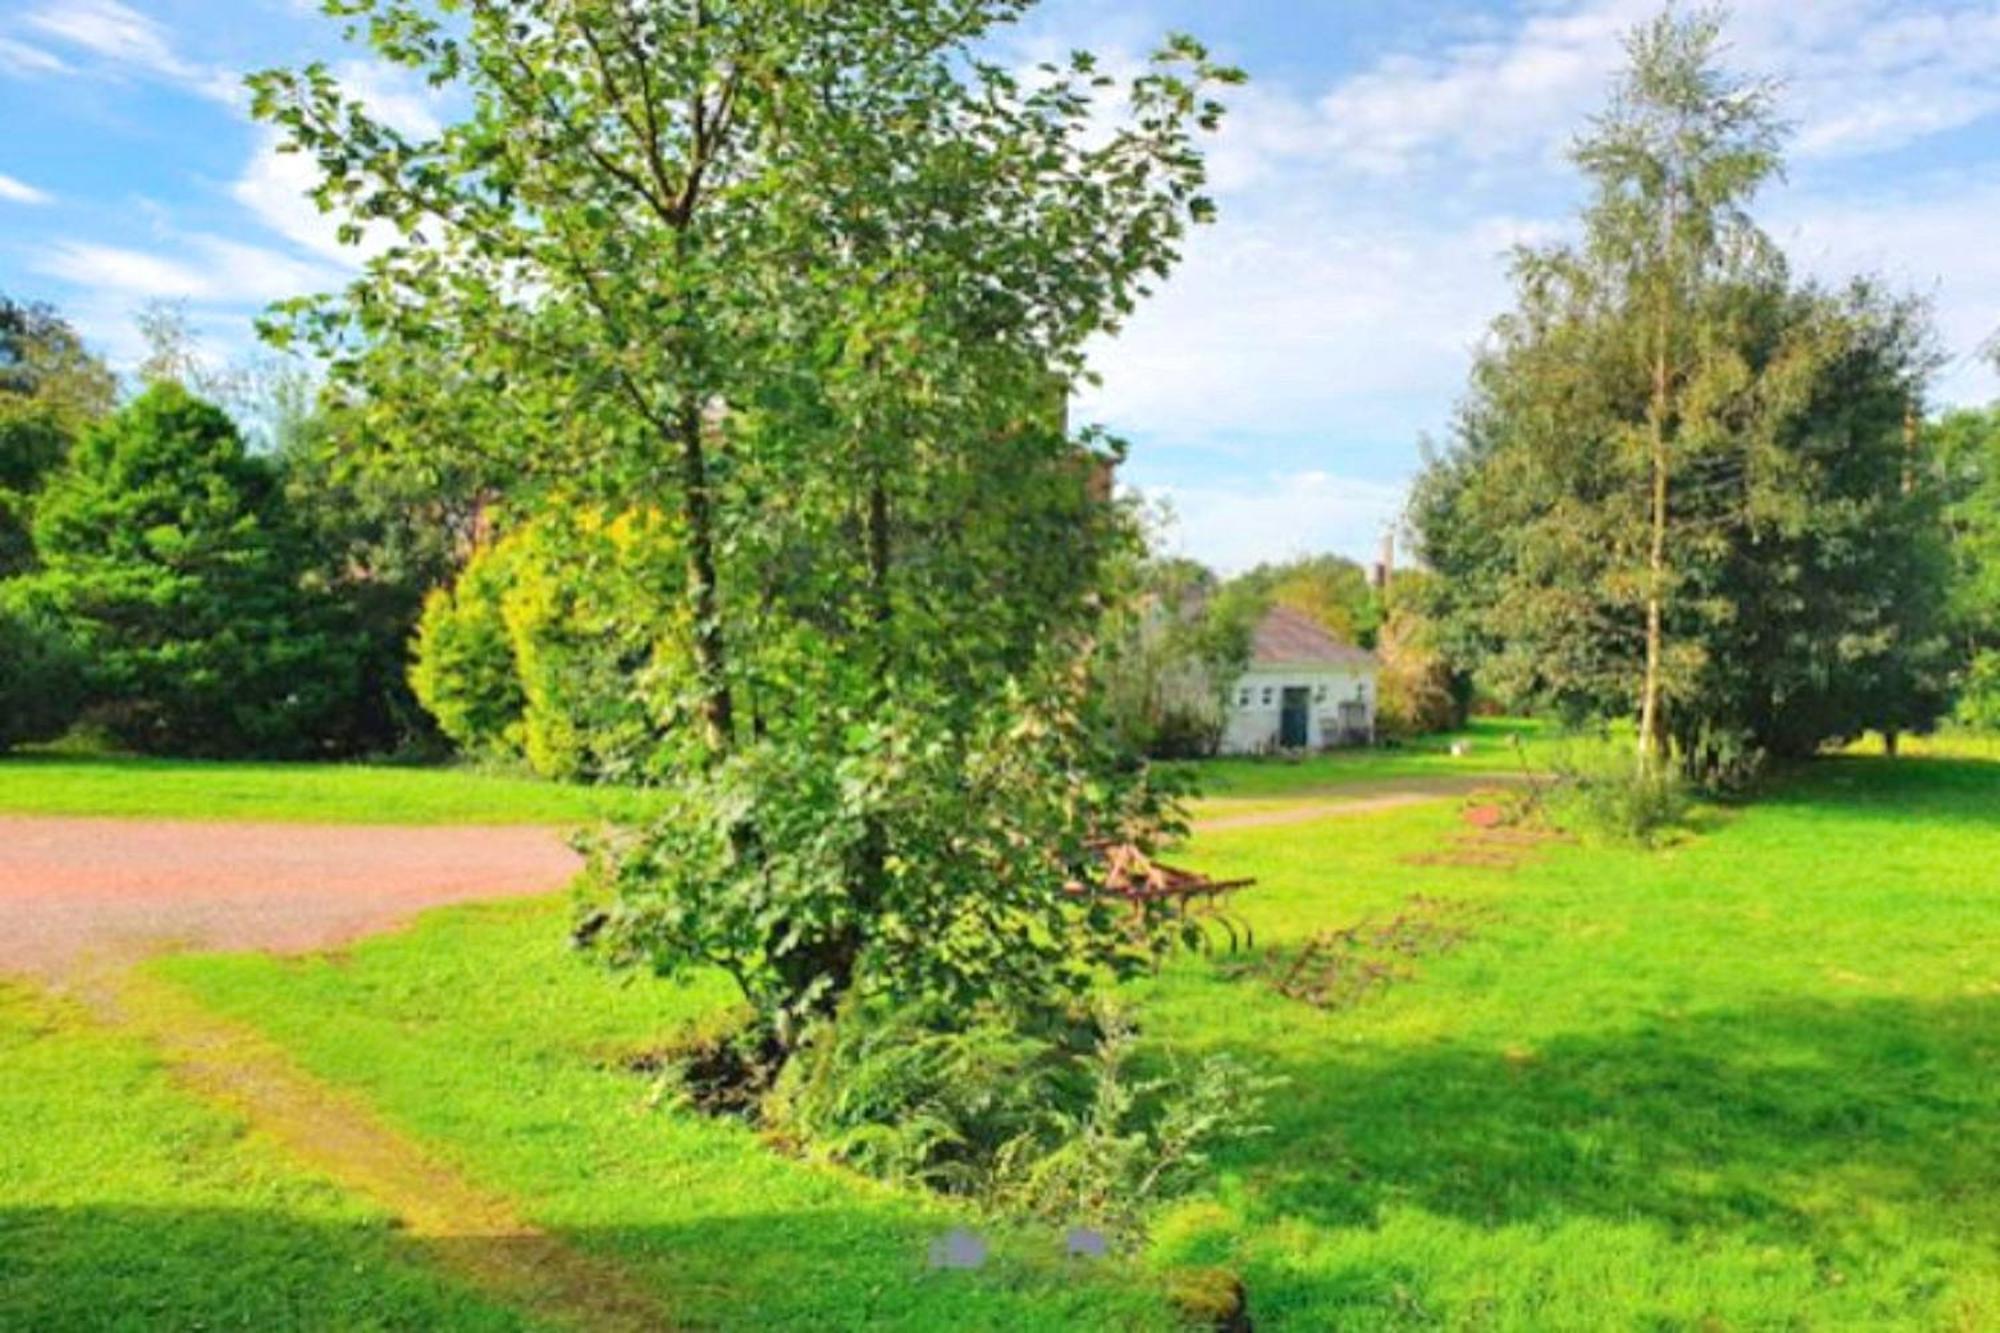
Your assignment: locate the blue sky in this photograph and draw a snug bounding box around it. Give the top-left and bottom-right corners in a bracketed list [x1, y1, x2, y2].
[3, 0, 1998, 571]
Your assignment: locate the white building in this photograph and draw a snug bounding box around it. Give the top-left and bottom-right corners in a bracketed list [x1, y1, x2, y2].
[1220, 607, 1380, 755]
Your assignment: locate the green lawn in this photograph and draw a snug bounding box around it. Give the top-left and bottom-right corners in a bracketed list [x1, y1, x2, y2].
[0, 720, 1550, 827]
[122, 749, 1997, 1329]
[0, 751, 655, 825]
[150, 905, 1175, 1331]
[0, 984, 531, 1330]
[1183, 717, 1555, 807]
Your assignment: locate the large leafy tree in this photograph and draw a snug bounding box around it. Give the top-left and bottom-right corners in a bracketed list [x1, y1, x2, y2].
[18, 385, 362, 758]
[1412, 9, 1946, 777]
[260, 0, 1238, 1039]
[1, 296, 115, 577]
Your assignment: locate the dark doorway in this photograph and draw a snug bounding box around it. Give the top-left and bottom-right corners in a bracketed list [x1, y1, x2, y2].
[1280, 687, 1312, 749]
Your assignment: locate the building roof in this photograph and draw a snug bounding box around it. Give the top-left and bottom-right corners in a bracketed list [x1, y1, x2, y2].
[1250, 606, 1379, 670]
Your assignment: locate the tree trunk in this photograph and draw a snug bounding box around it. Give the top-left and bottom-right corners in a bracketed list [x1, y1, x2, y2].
[678, 393, 734, 753]
[1638, 170, 1680, 773]
[1639, 340, 1672, 769]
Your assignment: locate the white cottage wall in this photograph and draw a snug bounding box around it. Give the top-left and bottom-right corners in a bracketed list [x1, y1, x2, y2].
[1221, 665, 1376, 755]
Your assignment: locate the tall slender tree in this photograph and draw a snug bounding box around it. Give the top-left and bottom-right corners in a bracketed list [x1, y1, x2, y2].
[1559, 8, 1785, 764]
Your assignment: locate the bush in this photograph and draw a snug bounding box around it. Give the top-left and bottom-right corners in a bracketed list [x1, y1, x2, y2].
[409, 543, 525, 761]
[1375, 606, 1462, 739]
[409, 510, 682, 780]
[0, 587, 85, 750]
[1545, 739, 1694, 847]
[760, 1000, 1276, 1242]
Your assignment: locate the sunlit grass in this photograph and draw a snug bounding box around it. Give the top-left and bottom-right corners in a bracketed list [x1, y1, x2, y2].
[0, 751, 656, 825]
[146, 748, 2000, 1328]
[0, 984, 530, 1330]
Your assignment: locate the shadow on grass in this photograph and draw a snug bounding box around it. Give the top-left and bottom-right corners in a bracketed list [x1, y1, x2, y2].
[1228, 995, 2000, 1241]
[0, 1203, 1166, 1332]
[1758, 754, 2000, 830]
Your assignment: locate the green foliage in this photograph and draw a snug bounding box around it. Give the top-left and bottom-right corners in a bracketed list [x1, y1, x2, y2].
[410, 542, 525, 761]
[0, 586, 86, 750]
[1412, 11, 1948, 782]
[411, 511, 684, 780]
[13, 384, 360, 758]
[1, 296, 114, 577]
[278, 402, 487, 755]
[1959, 651, 2000, 730]
[266, 0, 1241, 1038]
[1543, 736, 1694, 847]
[581, 674, 1189, 1037]
[1098, 556, 1258, 759]
[1935, 405, 2000, 725]
[1373, 603, 1461, 739]
[1229, 554, 1379, 648]
[764, 999, 1276, 1240]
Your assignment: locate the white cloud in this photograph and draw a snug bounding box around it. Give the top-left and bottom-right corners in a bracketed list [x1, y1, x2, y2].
[35, 241, 211, 300]
[1138, 471, 1408, 574]
[27, 0, 180, 69]
[1776, 179, 2000, 408]
[33, 234, 343, 305]
[22, 0, 241, 104]
[0, 172, 55, 206]
[0, 35, 71, 75]
[1213, 0, 2000, 182]
[331, 58, 446, 139]
[1078, 202, 1544, 454]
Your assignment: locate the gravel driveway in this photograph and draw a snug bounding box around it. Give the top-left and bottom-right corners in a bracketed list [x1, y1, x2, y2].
[0, 816, 582, 980]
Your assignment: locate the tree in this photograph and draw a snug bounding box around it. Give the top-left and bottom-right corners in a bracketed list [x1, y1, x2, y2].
[279, 397, 494, 754]
[411, 507, 686, 779]
[262, 0, 1238, 1041]
[0, 586, 86, 751]
[1373, 571, 1464, 738]
[17, 384, 361, 757]
[1935, 405, 2000, 725]
[1, 296, 114, 576]
[1412, 8, 1947, 779]
[1097, 556, 1259, 758]
[1558, 8, 1785, 764]
[1229, 554, 1379, 647]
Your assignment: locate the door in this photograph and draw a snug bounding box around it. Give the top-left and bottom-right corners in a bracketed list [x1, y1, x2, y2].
[1280, 687, 1312, 749]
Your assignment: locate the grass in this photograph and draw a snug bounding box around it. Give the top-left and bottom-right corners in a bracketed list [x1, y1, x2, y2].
[0, 983, 532, 1330]
[148, 907, 1175, 1331]
[142, 748, 2000, 1330]
[0, 718, 1551, 827]
[1182, 717, 1555, 812]
[0, 750, 656, 825]
[1129, 753, 2000, 1328]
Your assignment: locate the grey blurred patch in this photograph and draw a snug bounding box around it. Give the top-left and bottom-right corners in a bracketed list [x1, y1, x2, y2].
[927, 1227, 988, 1270]
[1065, 1226, 1110, 1260]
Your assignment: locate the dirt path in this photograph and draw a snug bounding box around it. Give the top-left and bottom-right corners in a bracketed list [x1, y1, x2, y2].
[97, 969, 673, 1333]
[2, 818, 663, 1332]
[0, 815, 582, 981]
[1193, 774, 1517, 833]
